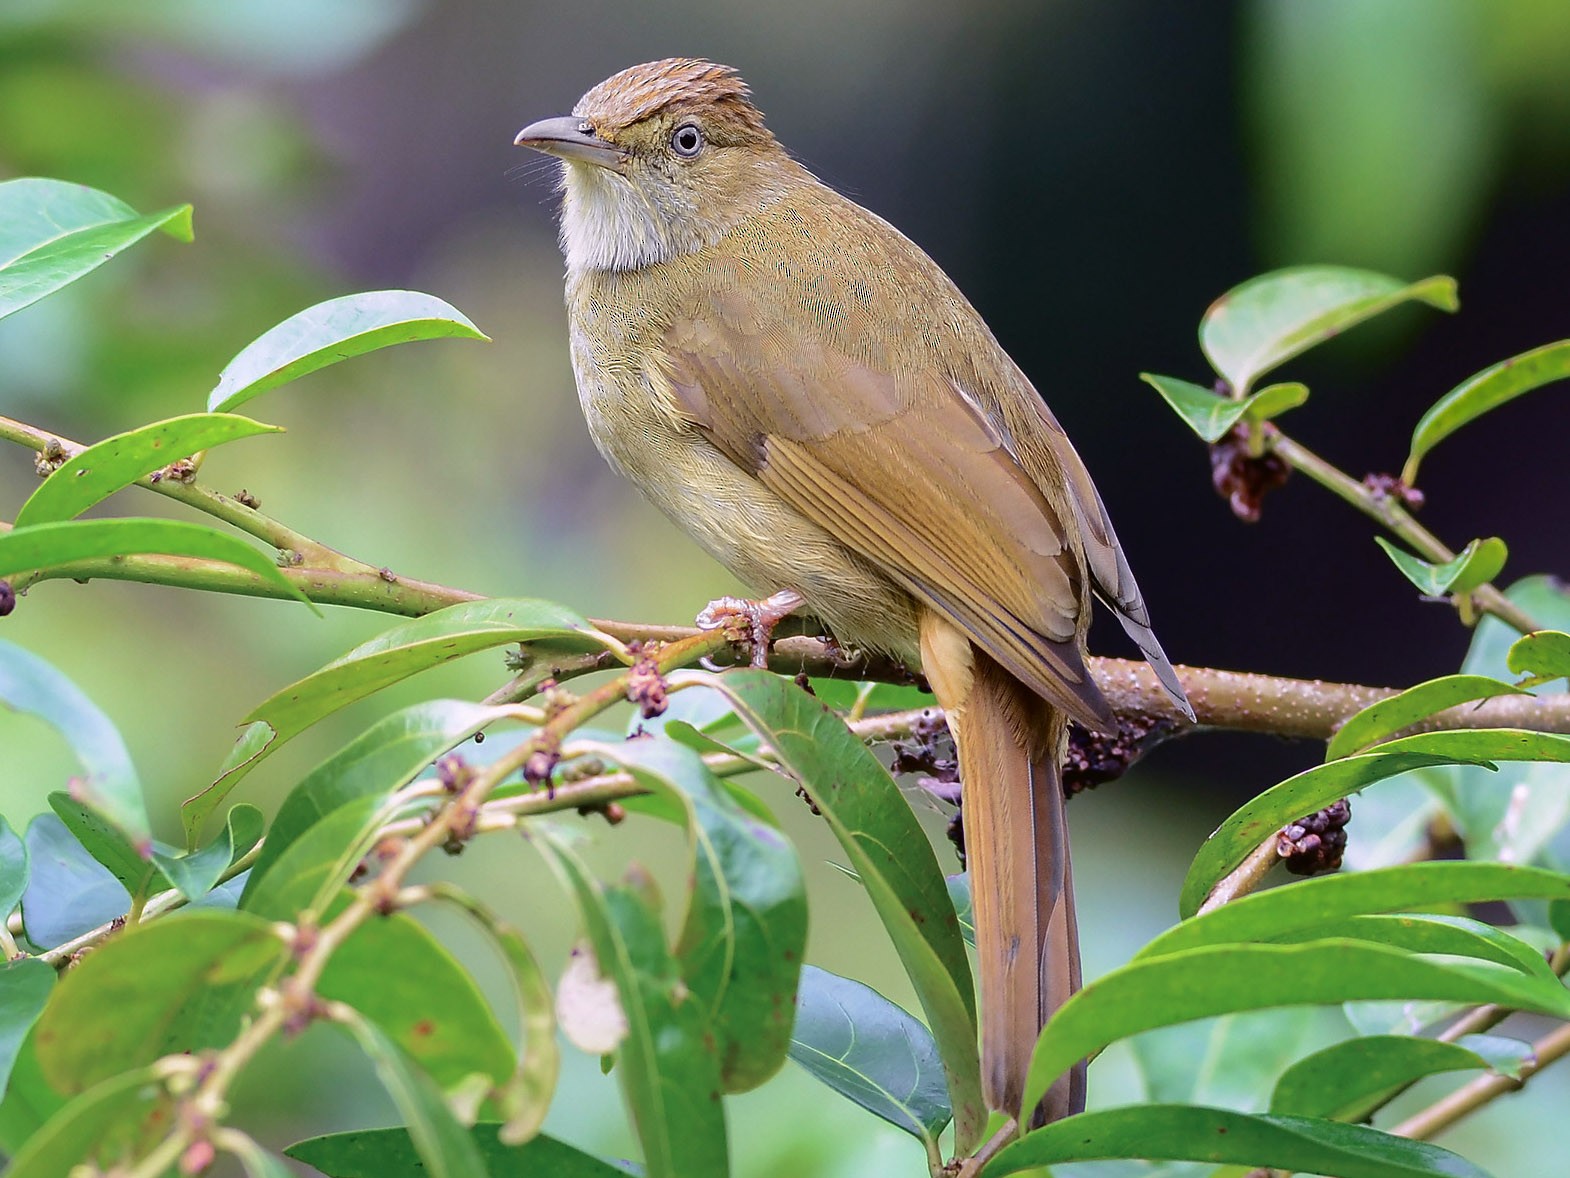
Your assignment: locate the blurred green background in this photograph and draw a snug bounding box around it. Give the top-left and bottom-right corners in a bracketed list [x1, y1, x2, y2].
[2, 1, 1569, 1174]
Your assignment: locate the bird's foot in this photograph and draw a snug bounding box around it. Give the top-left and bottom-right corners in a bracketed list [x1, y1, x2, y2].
[695, 588, 806, 669]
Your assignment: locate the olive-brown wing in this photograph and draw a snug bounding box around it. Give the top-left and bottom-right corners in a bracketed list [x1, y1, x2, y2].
[660, 313, 1113, 730]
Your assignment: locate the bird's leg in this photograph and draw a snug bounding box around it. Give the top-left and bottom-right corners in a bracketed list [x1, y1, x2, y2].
[695, 588, 806, 668]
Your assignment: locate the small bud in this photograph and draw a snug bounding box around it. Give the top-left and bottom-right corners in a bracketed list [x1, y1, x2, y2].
[1362, 472, 1424, 510]
[1208, 423, 1290, 523]
[436, 754, 471, 793]
[625, 655, 669, 718]
[180, 1140, 216, 1175]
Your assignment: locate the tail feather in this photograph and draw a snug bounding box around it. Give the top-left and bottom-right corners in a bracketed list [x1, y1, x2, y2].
[920, 611, 1084, 1123]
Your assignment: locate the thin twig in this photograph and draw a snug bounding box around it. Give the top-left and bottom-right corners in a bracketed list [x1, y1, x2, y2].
[954, 1117, 1020, 1177]
[112, 625, 736, 1171]
[1197, 835, 1283, 914]
[1271, 434, 1541, 635]
[14, 550, 480, 615]
[1391, 1020, 1570, 1141]
[0, 413, 366, 573]
[39, 843, 262, 968]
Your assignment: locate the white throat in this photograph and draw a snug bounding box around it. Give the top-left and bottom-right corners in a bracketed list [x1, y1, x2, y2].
[557, 162, 705, 275]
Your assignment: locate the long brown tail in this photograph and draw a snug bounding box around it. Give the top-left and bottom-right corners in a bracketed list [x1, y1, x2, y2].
[920, 611, 1084, 1123]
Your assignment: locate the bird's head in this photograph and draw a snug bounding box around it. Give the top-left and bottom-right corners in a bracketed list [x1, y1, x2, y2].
[515, 59, 796, 274]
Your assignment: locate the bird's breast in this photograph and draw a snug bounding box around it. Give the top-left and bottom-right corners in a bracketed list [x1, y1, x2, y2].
[564, 272, 921, 663]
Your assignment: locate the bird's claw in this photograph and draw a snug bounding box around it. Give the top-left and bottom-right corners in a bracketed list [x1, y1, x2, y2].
[695, 589, 806, 669]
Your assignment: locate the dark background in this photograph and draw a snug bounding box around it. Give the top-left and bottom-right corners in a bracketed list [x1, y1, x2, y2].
[2, 1, 1568, 1172]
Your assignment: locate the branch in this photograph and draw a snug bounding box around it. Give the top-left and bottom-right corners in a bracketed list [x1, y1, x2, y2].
[1390, 1019, 1570, 1142]
[12, 551, 481, 615]
[12, 536, 1570, 746]
[0, 413, 367, 572]
[114, 625, 737, 1169]
[597, 630, 1570, 742]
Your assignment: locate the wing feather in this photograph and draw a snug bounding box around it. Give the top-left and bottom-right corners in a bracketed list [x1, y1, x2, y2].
[664, 324, 1114, 729]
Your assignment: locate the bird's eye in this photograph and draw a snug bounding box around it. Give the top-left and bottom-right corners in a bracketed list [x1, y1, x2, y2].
[671, 123, 704, 158]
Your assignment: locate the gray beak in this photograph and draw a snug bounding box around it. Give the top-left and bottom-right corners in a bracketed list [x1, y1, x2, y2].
[514, 116, 626, 170]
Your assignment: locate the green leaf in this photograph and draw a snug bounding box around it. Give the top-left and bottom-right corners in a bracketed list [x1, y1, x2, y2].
[1270, 1033, 1534, 1122]
[1141, 373, 1308, 442]
[208, 290, 488, 413]
[1018, 939, 1570, 1128]
[286, 1126, 633, 1177]
[0, 816, 30, 920]
[1246, 380, 1312, 423]
[980, 1104, 1489, 1178]
[319, 912, 514, 1095]
[1155, 861, 1570, 959]
[151, 803, 263, 902]
[1199, 266, 1457, 395]
[1442, 583, 1570, 879]
[240, 794, 392, 920]
[536, 834, 728, 1178]
[805, 677, 935, 715]
[19, 815, 128, 949]
[13, 414, 281, 528]
[1404, 339, 1570, 484]
[947, 873, 975, 947]
[1328, 674, 1529, 759]
[0, 178, 192, 321]
[1507, 630, 1570, 689]
[1550, 894, 1570, 944]
[1180, 730, 1570, 917]
[0, 1026, 66, 1154]
[33, 909, 285, 1094]
[196, 599, 604, 822]
[0, 639, 147, 851]
[1436, 753, 1570, 878]
[1277, 913, 1559, 982]
[335, 1009, 487, 1178]
[0, 517, 313, 609]
[1, 1065, 172, 1178]
[1180, 751, 1467, 919]
[1130, 1009, 1332, 1111]
[0, 960, 53, 1102]
[788, 965, 951, 1145]
[1465, 577, 1570, 678]
[431, 888, 559, 1145]
[1374, 536, 1507, 597]
[584, 737, 808, 1093]
[236, 700, 514, 888]
[699, 669, 986, 1150]
[1342, 767, 1445, 871]
[47, 793, 167, 898]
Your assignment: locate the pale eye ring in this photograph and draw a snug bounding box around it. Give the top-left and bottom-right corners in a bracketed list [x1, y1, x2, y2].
[671, 123, 704, 158]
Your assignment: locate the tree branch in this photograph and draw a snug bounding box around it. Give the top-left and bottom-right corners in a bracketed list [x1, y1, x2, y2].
[11, 543, 1570, 743]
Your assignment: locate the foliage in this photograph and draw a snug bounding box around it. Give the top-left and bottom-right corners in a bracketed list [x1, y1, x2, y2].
[1, 179, 1568, 1178]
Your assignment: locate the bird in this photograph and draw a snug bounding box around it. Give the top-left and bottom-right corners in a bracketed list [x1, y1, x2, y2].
[515, 57, 1191, 1125]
